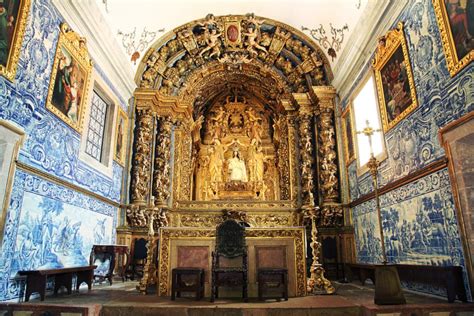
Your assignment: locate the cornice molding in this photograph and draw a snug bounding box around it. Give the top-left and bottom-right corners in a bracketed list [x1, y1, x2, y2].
[331, 0, 408, 97]
[52, 0, 136, 105]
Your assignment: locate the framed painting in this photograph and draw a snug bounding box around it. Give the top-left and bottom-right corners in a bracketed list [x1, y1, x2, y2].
[46, 23, 93, 132]
[373, 22, 418, 132]
[0, 0, 31, 82]
[114, 108, 128, 165]
[432, 0, 473, 77]
[341, 105, 356, 165]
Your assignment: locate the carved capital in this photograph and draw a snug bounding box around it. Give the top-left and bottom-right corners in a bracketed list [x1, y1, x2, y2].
[312, 85, 336, 113]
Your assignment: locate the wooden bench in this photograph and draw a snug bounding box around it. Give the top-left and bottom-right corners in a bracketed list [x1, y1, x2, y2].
[346, 263, 468, 303]
[18, 265, 97, 301]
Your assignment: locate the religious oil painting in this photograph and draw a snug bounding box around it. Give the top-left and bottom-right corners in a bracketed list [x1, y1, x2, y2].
[46, 23, 93, 133]
[0, 0, 31, 82]
[373, 22, 418, 132]
[10, 192, 113, 275]
[114, 108, 128, 165]
[433, 0, 474, 77]
[341, 105, 356, 164]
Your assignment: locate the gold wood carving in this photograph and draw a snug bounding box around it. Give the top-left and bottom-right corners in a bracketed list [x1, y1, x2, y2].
[0, 0, 31, 82]
[372, 22, 418, 132]
[46, 23, 93, 132]
[277, 115, 291, 200]
[152, 117, 173, 205]
[130, 108, 154, 204]
[305, 207, 335, 294]
[286, 113, 300, 203]
[432, 0, 473, 77]
[158, 227, 306, 297]
[314, 86, 339, 203]
[137, 14, 333, 94]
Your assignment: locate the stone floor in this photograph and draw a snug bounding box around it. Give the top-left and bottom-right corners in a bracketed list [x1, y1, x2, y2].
[3, 280, 474, 316]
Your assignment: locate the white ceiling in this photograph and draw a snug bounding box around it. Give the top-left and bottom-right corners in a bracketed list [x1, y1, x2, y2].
[95, 0, 369, 70]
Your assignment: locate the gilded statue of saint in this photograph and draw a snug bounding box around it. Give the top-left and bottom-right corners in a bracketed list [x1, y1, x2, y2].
[227, 149, 248, 182]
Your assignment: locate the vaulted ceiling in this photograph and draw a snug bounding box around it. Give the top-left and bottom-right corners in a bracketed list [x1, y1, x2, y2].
[95, 0, 369, 71]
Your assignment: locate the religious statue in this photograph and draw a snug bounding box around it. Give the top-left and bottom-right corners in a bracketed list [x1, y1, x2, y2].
[227, 149, 248, 182]
[247, 140, 265, 182]
[209, 142, 224, 183]
[191, 115, 204, 144]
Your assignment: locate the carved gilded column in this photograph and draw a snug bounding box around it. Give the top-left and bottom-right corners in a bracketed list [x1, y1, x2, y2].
[314, 86, 339, 203]
[294, 92, 335, 295]
[281, 99, 299, 203]
[152, 116, 173, 207]
[130, 108, 154, 205]
[295, 94, 317, 208]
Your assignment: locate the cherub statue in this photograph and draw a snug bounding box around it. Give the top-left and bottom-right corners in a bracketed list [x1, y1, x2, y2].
[243, 26, 268, 56]
[199, 28, 222, 59]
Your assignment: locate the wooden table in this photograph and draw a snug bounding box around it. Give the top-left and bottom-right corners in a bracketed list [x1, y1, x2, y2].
[90, 244, 130, 285]
[18, 265, 97, 301]
[171, 268, 205, 301]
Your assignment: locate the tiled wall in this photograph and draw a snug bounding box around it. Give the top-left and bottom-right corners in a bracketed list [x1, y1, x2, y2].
[342, 0, 473, 299]
[0, 0, 127, 301]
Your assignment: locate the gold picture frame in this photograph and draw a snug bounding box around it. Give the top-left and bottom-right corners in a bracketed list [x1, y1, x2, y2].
[114, 107, 128, 166]
[341, 105, 356, 165]
[432, 0, 473, 77]
[46, 23, 93, 132]
[0, 0, 31, 82]
[373, 22, 418, 132]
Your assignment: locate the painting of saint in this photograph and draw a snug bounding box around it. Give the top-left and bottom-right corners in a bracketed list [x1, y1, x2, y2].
[342, 108, 355, 164]
[114, 109, 127, 165]
[51, 47, 86, 124]
[445, 0, 474, 61]
[0, 0, 20, 67]
[380, 45, 412, 124]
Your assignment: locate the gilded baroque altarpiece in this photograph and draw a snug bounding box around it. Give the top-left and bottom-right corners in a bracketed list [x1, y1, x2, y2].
[121, 14, 344, 296]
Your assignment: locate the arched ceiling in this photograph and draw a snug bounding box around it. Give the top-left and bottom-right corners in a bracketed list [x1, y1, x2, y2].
[95, 0, 369, 71]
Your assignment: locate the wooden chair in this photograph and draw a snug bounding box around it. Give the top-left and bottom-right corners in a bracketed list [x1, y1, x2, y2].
[211, 219, 248, 302]
[128, 238, 147, 280]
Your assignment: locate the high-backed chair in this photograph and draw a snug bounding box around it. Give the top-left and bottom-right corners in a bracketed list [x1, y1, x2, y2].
[128, 238, 148, 280]
[211, 219, 248, 302]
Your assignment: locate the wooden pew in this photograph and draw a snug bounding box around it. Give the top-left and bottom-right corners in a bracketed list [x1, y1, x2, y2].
[19, 265, 97, 301]
[346, 263, 468, 303]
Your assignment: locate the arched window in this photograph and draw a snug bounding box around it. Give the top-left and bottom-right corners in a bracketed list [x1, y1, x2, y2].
[352, 73, 386, 173]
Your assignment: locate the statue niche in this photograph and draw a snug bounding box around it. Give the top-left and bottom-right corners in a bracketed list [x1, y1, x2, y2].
[193, 96, 278, 201]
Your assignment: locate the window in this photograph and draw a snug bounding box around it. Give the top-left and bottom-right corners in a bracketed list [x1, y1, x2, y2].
[352, 74, 385, 170]
[85, 91, 108, 162]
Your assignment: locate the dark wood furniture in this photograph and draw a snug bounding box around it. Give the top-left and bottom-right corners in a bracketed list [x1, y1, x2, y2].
[127, 238, 148, 280]
[257, 268, 288, 301]
[89, 244, 130, 285]
[346, 263, 468, 303]
[18, 265, 96, 302]
[171, 268, 205, 300]
[346, 263, 376, 285]
[211, 220, 248, 302]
